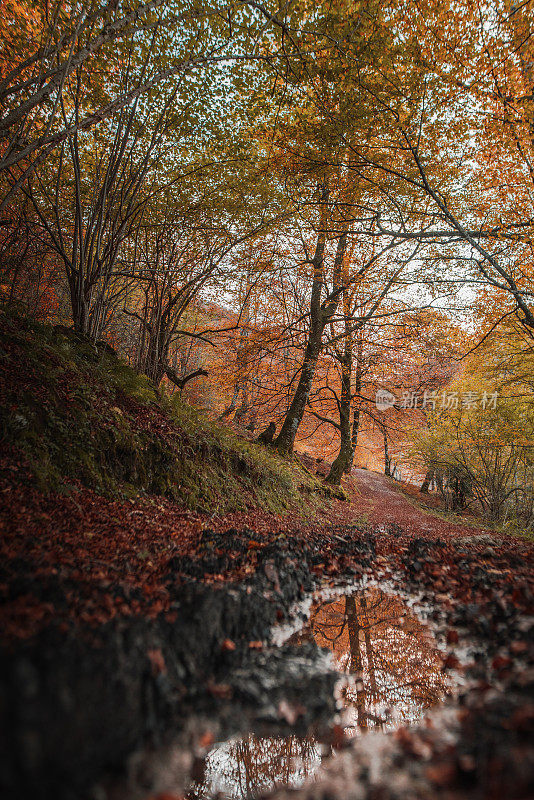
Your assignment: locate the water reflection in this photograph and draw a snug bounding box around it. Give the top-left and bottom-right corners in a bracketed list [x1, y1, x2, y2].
[187, 735, 322, 800]
[187, 588, 450, 799]
[292, 587, 450, 734]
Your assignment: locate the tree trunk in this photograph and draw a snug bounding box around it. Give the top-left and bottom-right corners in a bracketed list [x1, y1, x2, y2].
[220, 275, 256, 421]
[346, 594, 367, 731]
[383, 426, 391, 477]
[326, 345, 352, 484]
[71, 295, 91, 337]
[275, 208, 346, 457]
[345, 405, 361, 474]
[274, 330, 323, 456]
[144, 330, 168, 385]
[257, 421, 276, 444]
[345, 337, 363, 473]
[69, 271, 93, 338]
[420, 467, 434, 493]
[327, 256, 356, 484]
[233, 400, 249, 425]
[219, 384, 240, 420]
[360, 594, 379, 711]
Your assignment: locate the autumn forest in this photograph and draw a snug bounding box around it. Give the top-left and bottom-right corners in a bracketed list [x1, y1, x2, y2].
[0, 1, 533, 799]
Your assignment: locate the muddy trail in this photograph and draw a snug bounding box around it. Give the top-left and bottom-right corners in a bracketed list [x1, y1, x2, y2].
[335, 468, 497, 538]
[1, 472, 533, 800]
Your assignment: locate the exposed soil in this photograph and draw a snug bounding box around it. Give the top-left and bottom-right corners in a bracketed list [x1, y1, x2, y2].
[344, 467, 490, 537]
[0, 518, 374, 800]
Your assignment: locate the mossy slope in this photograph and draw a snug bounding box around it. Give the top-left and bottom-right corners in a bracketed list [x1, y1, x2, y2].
[0, 311, 324, 514]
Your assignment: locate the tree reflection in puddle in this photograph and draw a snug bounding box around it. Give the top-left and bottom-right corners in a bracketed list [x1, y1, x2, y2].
[187, 735, 323, 800]
[187, 588, 450, 799]
[293, 587, 451, 734]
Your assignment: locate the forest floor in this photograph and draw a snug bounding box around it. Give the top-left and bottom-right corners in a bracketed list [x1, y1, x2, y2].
[1, 314, 533, 799]
[2, 456, 534, 799]
[0, 456, 502, 642]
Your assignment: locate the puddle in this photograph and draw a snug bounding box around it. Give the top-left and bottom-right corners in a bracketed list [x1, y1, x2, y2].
[187, 735, 324, 799]
[293, 586, 451, 733]
[186, 587, 451, 799]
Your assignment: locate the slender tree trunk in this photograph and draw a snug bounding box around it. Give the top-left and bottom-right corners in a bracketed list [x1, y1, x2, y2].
[274, 202, 328, 456]
[143, 316, 169, 385]
[219, 384, 240, 420]
[345, 336, 363, 473]
[346, 594, 367, 731]
[220, 278, 253, 422]
[274, 325, 324, 456]
[275, 208, 347, 457]
[327, 256, 354, 484]
[420, 467, 434, 493]
[383, 426, 391, 476]
[360, 593, 379, 710]
[233, 399, 249, 425]
[345, 406, 361, 473]
[70, 275, 94, 338]
[326, 342, 352, 484]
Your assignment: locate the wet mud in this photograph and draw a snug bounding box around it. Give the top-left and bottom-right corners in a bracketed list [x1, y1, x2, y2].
[1, 525, 533, 800]
[0, 527, 374, 799]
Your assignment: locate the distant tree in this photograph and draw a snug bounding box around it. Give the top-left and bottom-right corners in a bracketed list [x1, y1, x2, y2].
[410, 321, 534, 524]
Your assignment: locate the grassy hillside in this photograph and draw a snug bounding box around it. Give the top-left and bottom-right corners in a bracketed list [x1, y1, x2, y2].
[0, 310, 328, 514]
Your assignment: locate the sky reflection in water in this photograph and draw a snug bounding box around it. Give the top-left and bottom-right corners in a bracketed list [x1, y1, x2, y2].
[187, 587, 450, 799]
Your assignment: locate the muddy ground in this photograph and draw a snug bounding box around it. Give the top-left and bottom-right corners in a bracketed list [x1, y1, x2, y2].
[0, 526, 374, 799]
[1, 471, 533, 800]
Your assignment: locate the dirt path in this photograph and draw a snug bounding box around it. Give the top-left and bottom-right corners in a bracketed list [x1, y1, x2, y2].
[349, 468, 494, 540]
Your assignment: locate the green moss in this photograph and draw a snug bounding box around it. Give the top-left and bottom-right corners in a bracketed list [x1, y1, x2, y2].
[0, 308, 325, 515]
